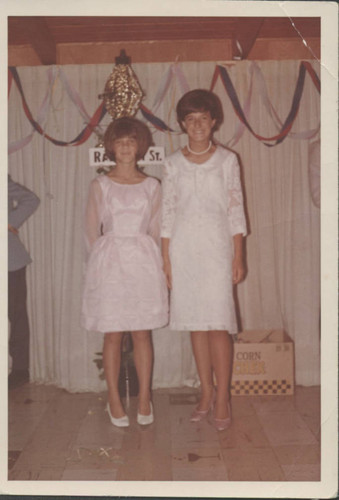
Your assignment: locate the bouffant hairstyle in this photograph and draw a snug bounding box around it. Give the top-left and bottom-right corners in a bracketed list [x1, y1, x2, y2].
[176, 89, 224, 133]
[104, 117, 153, 162]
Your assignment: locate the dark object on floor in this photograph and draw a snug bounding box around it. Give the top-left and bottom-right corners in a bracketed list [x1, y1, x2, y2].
[119, 363, 139, 397]
[119, 333, 139, 397]
[8, 369, 29, 390]
[93, 333, 139, 397]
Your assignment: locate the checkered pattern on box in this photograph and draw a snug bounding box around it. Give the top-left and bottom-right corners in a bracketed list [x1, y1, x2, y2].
[231, 379, 293, 395]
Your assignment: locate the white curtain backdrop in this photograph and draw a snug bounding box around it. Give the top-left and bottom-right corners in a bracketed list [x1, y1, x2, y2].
[7, 60, 320, 391]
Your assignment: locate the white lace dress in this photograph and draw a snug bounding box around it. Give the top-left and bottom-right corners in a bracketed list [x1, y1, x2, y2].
[161, 146, 247, 333]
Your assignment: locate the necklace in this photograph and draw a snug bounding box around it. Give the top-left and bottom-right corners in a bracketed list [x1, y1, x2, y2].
[187, 141, 212, 156]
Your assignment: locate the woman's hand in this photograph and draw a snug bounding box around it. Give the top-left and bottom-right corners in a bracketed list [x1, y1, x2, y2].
[232, 234, 245, 284]
[163, 258, 172, 289]
[8, 224, 18, 235]
[161, 237, 172, 289]
[232, 257, 245, 285]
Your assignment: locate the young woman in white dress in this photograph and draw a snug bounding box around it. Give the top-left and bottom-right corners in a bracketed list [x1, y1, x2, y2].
[161, 90, 247, 431]
[82, 117, 168, 427]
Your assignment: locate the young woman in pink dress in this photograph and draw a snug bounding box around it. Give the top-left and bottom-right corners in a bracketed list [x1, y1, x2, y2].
[82, 117, 168, 427]
[161, 90, 247, 431]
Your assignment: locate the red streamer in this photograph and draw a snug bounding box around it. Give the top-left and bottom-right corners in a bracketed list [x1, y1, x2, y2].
[8, 61, 320, 150]
[9, 67, 106, 147]
[210, 61, 320, 146]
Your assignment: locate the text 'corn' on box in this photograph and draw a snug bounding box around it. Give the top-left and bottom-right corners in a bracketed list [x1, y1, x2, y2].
[230, 329, 294, 396]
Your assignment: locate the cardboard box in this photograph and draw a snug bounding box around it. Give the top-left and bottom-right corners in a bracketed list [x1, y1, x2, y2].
[230, 329, 294, 396]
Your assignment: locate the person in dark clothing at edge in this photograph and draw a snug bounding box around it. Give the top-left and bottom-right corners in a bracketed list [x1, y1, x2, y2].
[8, 175, 40, 389]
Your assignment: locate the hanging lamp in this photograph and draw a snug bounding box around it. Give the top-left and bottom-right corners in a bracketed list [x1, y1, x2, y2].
[98, 49, 144, 120]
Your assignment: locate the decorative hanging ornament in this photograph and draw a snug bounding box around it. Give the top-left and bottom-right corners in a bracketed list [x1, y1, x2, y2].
[99, 49, 144, 120]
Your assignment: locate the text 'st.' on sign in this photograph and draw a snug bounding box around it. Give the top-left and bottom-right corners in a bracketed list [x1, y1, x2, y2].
[89, 147, 165, 167]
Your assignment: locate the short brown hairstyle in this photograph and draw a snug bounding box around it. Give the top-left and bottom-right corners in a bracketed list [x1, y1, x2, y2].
[176, 89, 224, 133]
[104, 117, 153, 161]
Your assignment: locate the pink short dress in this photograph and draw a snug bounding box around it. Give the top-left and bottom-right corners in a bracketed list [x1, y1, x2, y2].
[81, 175, 168, 333]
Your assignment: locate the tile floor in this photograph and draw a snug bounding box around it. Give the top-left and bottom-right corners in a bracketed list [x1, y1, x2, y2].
[8, 384, 320, 482]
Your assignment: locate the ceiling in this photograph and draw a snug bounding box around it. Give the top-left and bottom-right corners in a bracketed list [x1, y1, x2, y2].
[8, 16, 320, 65]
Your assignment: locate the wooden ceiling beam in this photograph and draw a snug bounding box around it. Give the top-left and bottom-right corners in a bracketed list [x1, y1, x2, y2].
[232, 17, 265, 60]
[47, 18, 235, 43]
[16, 17, 56, 65]
[8, 16, 321, 66]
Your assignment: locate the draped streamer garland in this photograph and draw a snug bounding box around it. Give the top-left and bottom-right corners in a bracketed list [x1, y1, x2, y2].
[224, 63, 319, 148]
[210, 61, 320, 146]
[226, 63, 255, 148]
[58, 68, 95, 125]
[8, 61, 320, 154]
[152, 63, 190, 112]
[250, 62, 319, 142]
[139, 103, 174, 132]
[9, 67, 59, 154]
[10, 67, 106, 146]
[8, 66, 107, 148]
[152, 66, 172, 112]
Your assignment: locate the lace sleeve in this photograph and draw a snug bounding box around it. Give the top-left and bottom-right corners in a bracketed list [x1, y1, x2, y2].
[161, 158, 177, 238]
[226, 154, 247, 237]
[148, 179, 162, 245]
[84, 178, 103, 254]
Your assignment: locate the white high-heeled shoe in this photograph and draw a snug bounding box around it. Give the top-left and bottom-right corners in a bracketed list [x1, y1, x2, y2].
[137, 402, 154, 425]
[106, 403, 130, 427]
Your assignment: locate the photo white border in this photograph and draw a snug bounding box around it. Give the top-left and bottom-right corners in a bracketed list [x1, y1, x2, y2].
[1, 1, 337, 498]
